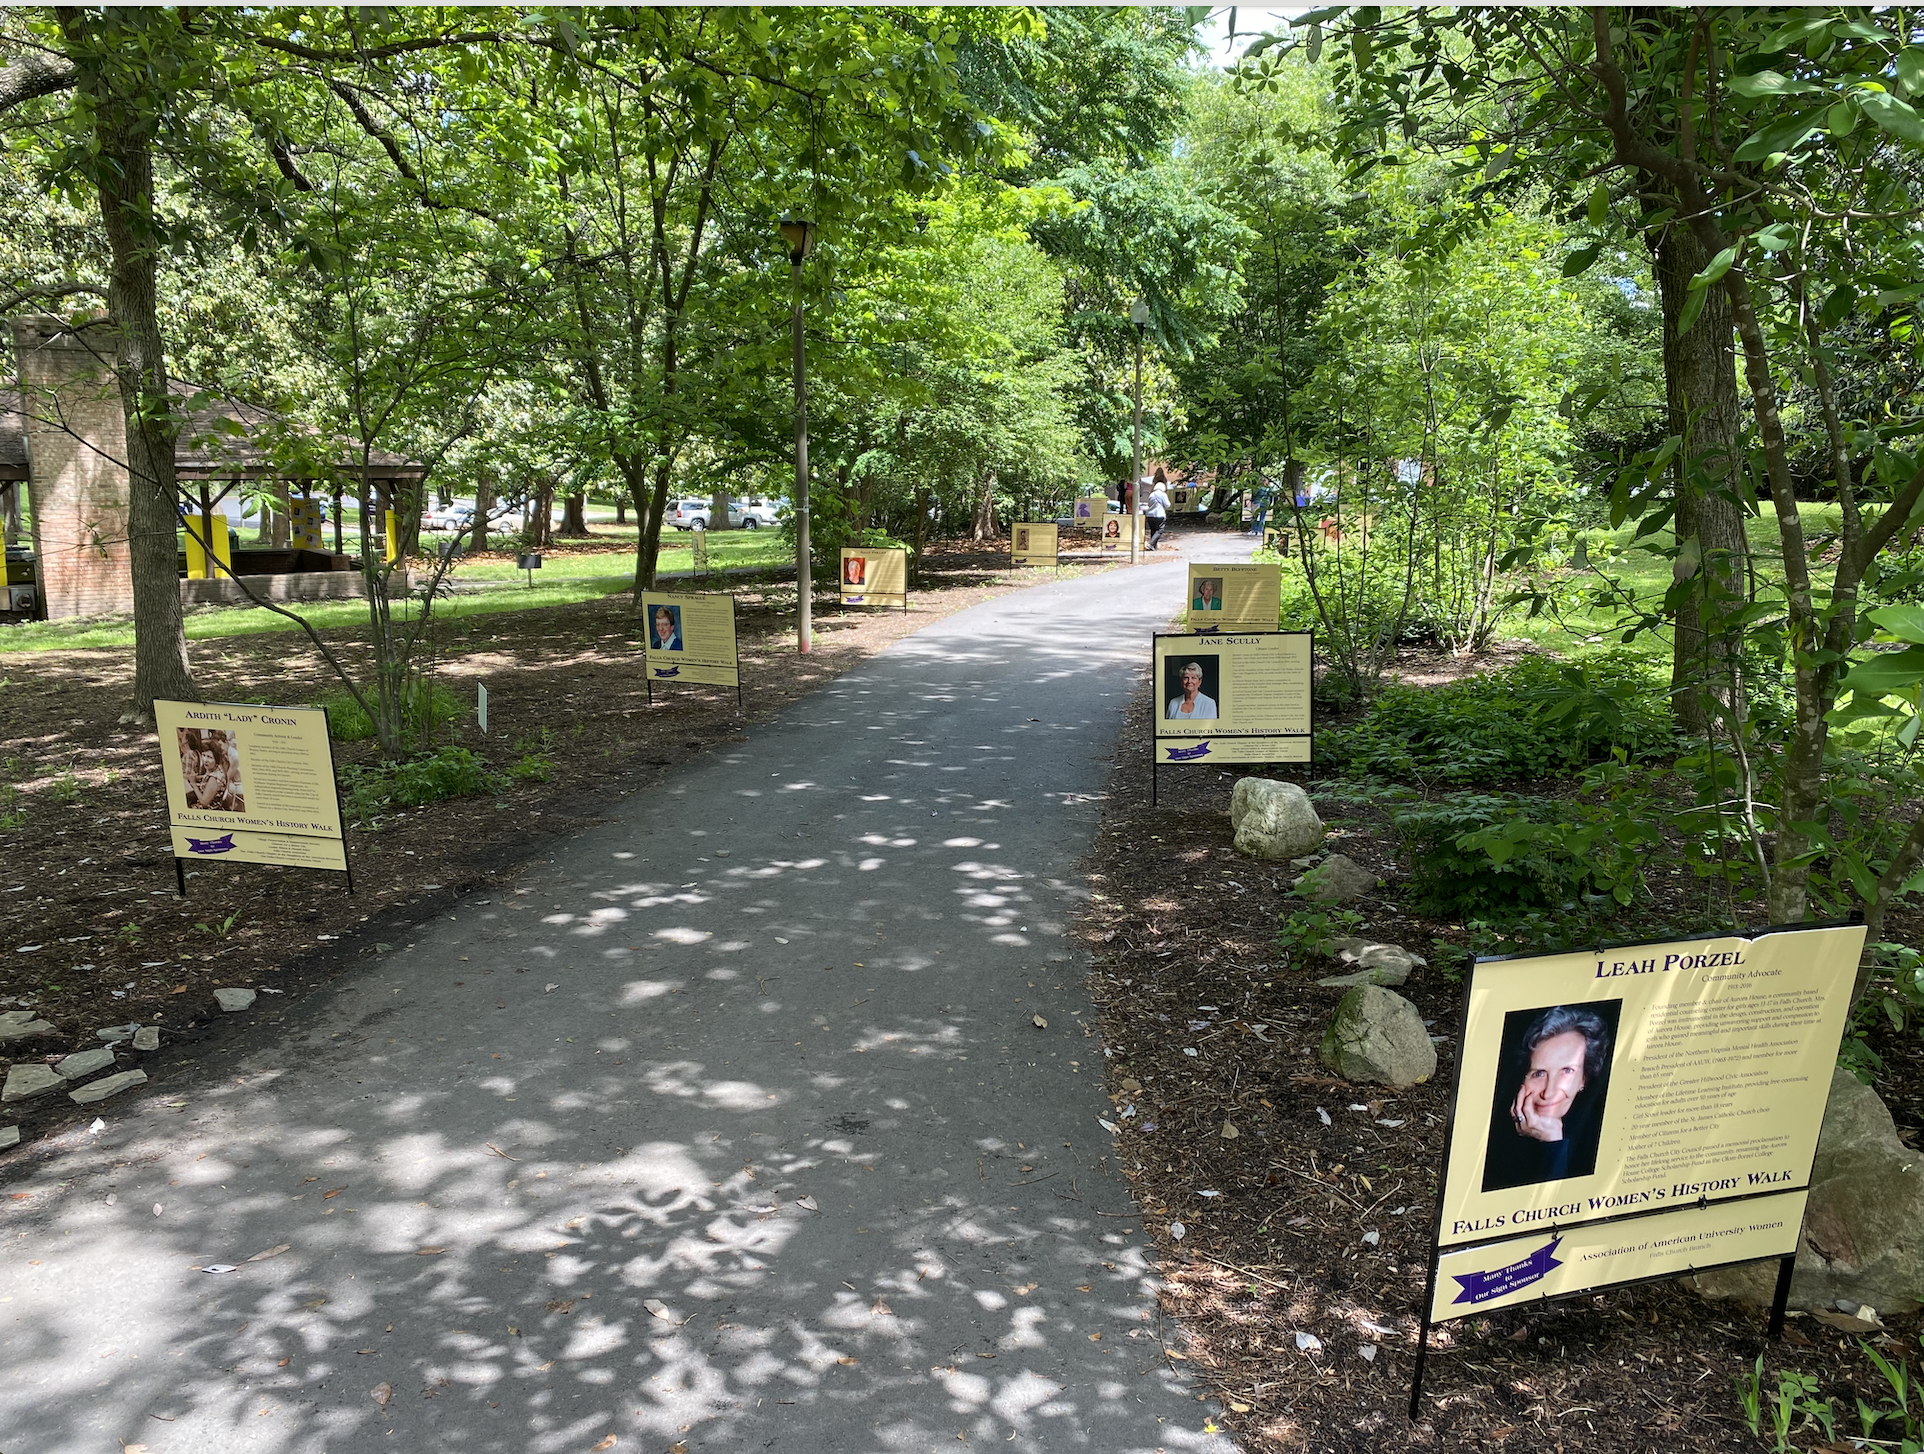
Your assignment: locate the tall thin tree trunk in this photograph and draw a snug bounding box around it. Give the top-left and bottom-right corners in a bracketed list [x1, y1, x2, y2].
[472, 473, 492, 554]
[971, 470, 997, 542]
[64, 9, 195, 713]
[1647, 212, 1748, 736]
[559, 492, 590, 537]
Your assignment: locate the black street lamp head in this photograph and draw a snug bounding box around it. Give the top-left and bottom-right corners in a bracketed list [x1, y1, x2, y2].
[779, 218, 816, 265]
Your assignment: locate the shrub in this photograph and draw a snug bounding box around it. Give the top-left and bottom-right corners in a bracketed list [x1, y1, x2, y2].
[322, 681, 466, 746]
[1319, 651, 1672, 786]
[337, 746, 503, 824]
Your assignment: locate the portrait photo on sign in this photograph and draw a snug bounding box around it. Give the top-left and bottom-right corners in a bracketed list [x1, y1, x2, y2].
[178, 727, 245, 813]
[845, 556, 866, 585]
[1481, 999, 1621, 1192]
[1164, 655, 1221, 722]
[649, 603, 684, 651]
[1104, 519, 1121, 540]
[1192, 576, 1224, 612]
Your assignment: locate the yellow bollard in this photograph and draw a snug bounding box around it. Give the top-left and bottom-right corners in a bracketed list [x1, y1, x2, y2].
[384, 509, 401, 564]
[184, 512, 231, 579]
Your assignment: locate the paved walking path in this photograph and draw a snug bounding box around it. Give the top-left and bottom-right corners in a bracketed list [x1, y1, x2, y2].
[3, 534, 1253, 1454]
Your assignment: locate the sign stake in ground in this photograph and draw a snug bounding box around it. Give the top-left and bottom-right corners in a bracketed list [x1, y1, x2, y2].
[641, 590, 743, 711]
[516, 552, 542, 588]
[1150, 631, 1311, 804]
[154, 700, 352, 897]
[477, 683, 488, 736]
[1408, 922, 1865, 1418]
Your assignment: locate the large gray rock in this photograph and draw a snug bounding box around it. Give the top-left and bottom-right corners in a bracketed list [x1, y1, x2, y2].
[1292, 853, 1377, 905]
[0, 1011, 55, 1045]
[0, 1125, 17, 1152]
[1694, 1068, 1924, 1313]
[1230, 778, 1324, 861]
[3, 1063, 64, 1102]
[69, 1069, 147, 1106]
[214, 988, 256, 1013]
[1319, 984, 1436, 1088]
[132, 1027, 160, 1052]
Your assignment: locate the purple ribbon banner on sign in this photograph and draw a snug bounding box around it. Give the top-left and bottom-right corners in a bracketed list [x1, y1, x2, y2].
[1450, 1237, 1564, 1306]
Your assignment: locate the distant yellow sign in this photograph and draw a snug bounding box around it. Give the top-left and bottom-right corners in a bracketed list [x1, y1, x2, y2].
[1098, 514, 1138, 553]
[1011, 522, 1059, 568]
[290, 495, 325, 550]
[1186, 562, 1281, 633]
[841, 547, 908, 609]
[1073, 496, 1109, 525]
[1152, 632, 1311, 765]
[1261, 523, 1290, 556]
[155, 700, 347, 872]
[641, 590, 739, 689]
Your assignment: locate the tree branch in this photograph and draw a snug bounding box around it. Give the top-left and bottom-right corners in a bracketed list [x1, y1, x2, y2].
[0, 50, 76, 112]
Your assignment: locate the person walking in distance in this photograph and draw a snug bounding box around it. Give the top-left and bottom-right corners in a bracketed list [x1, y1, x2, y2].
[1144, 476, 1170, 551]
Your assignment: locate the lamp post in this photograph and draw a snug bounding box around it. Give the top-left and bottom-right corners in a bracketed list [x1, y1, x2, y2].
[781, 217, 816, 653]
[1129, 296, 1149, 564]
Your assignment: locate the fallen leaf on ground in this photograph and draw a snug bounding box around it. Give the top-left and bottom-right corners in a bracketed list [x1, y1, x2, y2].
[1031, 1014, 1047, 1028]
[416, 1247, 445, 1256]
[1220, 1120, 1238, 1140]
[321, 1187, 346, 1199]
[485, 1143, 518, 1161]
[1295, 1331, 1323, 1352]
[371, 1383, 392, 1407]
[836, 1356, 858, 1366]
[1316, 1106, 1331, 1126]
[247, 1245, 291, 1262]
[592, 1437, 617, 1450]
[795, 1195, 818, 1212]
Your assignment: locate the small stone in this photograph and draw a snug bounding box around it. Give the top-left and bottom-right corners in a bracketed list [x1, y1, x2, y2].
[214, 988, 257, 1013]
[1318, 984, 1437, 1088]
[54, 1048, 117, 1081]
[1229, 778, 1325, 861]
[133, 1027, 160, 1052]
[95, 1024, 138, 1044]
[69, 1069, 147, 1105]
[0, 1125, 18, 1151]
[3, 1063, 64, 1102]
[0, 1013, 55, 1045]
[1291, 853, 1377, 905]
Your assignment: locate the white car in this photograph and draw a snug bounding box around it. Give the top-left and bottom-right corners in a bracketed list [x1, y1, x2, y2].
[669, 496, 778, 530]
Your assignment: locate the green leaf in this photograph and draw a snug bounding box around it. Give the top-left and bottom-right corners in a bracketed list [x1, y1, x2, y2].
[1839, 645, 1924, 696]
[1562, 241, 1602, 277]
[1819, 283, 1858, 326]
[1729, 69, 1823, 99]
[1688, 244, 1740, 290]
[1732, 108, 1828, 162]
[1753, 223, 1794, 253]
[1829, 99, 1860, 137]
[1676, 285, 1709, 336]
[1866, 605, 1924, 645]
[1586, 181, 1610, 226]
[1856, 90, 1924, 147]
[1762, 14, 1832, 51]
[1897, 48, 1924, 97]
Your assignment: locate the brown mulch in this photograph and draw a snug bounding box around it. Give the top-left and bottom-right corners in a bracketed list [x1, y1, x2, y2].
[0, 540, 1123, 1150]
[1082, 673, 1924, 1453]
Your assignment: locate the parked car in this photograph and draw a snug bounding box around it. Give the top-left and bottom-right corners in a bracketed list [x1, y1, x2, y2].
[668, 496, 779, 530]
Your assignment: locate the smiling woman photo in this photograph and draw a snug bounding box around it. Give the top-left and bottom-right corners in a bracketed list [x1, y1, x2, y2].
[1165, 660, 1217, 721]
[1481, 1002, 1617, 1192]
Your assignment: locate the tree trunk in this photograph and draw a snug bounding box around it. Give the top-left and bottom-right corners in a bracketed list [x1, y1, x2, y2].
[254, 494, 273, 542]
[271, 481, 291, 547]
[66, 10, 196, 713]
[527, 480, 554, 549]
[971, 470, 997, 543]
[559, 491, 590, 537]
[472, 473, 492, 554]
[708, 482, 733, 531]
[614, 496, 626, 526]
[1647, 212, 1748, 737]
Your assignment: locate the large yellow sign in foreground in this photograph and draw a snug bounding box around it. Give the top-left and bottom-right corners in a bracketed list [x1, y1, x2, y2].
[840, 547, 908, 609]
[155, 700, 347, 872]
[1151, 632, 1311, 765]
[641, 590, 739, 689]
[1423, 923, 1863, 1323]
[1011, 523, 1058, 567]
[1186, 562, 1281, 633]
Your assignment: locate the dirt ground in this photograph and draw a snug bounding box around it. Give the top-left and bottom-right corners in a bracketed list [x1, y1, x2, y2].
[0, 541, 1125, 1149]
[1081, 677, 1924, 1453]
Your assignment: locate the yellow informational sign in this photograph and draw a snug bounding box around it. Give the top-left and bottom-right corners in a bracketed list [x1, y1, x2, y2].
[1261, 523, 1291, 556]
[1073, 496, 1109, 525]
[1438, 925, 1862, 1251]
[383, 509, 401, 564]
[840, 546, 908, 609]
[641, 590, 739, 690]
[1186, 562, 1281, 633]
[1011, 522, 1059, 567]
[1152, 632, 1311, 766]
[692, 525, 709, 571]
[1098, 514, 1138, 553]
[290, 495, 325, 550]
[154, 700, 347, 873]
[1431, 1192, 1807, 1321]
[183, 512, 233, 581]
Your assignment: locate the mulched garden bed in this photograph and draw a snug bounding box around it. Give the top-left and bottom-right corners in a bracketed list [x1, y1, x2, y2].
[0, 541, 1121, 1152]
[1082, 671, 1924, 1453]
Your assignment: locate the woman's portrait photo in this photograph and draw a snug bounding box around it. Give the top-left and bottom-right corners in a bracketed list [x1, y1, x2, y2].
[1481, 1000, 1620, 1192]
[844, 556, 867, 586]
[177, 727, 245, 813]
[1163, 657, 1220, 722]
[650, 604, 684, 652]
[1104, 519, 1122, 540]
[1192, 576, 1223, 611]
[1015, 527, 1030, 552]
